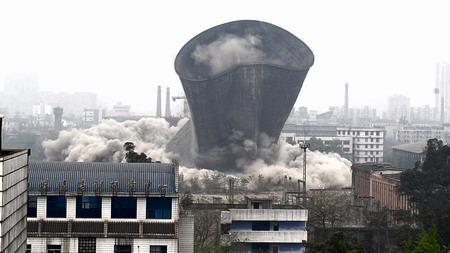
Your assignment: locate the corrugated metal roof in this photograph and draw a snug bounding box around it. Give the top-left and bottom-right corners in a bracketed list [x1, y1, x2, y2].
[29, 161, 176, 194]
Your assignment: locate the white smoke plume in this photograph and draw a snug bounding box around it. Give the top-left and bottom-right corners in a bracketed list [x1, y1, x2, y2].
[42, 117, 188, 162]
[43, 117, 351, 190]
[180, 139, 352, 191]
[191, 33, 283, 76]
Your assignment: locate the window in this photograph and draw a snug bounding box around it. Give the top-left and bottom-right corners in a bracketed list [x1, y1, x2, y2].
[272, 222, 279, 231]
[343, 140, 350, 145]
[252, 221, 270, 231]
[47, 245, 61, 253]
[111, 197, 137, 218]
[26, 245, 31, 253]
[79, 237, 96, 253]
[114, 245, 131, 253]
[252, 243, 270, 252]
[76, 196, 102, 218]
[28, 195, 37, 217]
[146, 197, 172, 219]
[150, 246, 167, 253]
[272, 245, 279, 253]
[252, 202, 261, 209]
[343, 147, 350, 152]
[47, 196, 66, 218]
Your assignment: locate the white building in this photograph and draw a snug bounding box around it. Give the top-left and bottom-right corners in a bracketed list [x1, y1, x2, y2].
[337, 127, 385, 163]
[221, 199, 308, 252]
[27, 161, 194, 253]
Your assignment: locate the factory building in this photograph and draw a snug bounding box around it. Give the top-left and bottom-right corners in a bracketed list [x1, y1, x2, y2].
[0, 115, 30, 252]
[221, 198, 308, 252]
[26, 161, 194, 253]
[351, 163, 408, 211]
[391, 141, 427, 169]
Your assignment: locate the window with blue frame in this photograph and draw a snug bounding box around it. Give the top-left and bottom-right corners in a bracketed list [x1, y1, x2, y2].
[111, 197, 137, 219]
[76, 196, 102, 218]
[146, 197, 172, 219]
[251, 243, 270, 252]
[251, 221, 270, 231]
[47, 196, 66, 218]
[28, 195, 37, 217]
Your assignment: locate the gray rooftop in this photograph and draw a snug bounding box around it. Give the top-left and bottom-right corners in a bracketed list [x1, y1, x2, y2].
[29, 161, 177, 194]
[392, 141, 427, 154]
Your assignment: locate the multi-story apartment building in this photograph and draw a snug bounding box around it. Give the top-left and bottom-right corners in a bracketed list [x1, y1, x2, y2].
[27, 161, 194, 253]
[393, 125, 449, 143]
[221, 199, 308, 252]
[337, 127, 384, 164]
[281, 125, 385, 164]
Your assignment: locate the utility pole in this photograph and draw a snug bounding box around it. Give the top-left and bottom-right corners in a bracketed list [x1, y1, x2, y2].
[299, 143, 310, 206]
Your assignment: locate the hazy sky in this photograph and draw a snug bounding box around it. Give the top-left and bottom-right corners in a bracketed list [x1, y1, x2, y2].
[1, 0, 450, 115]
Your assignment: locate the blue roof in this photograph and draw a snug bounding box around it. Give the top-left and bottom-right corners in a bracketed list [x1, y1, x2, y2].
[28, 161, 177, 194]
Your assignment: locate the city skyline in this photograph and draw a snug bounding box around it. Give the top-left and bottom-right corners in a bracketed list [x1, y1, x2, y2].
[1, 1, 450, 115]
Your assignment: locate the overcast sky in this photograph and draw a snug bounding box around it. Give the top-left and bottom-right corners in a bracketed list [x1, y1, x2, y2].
[1, 0, 450, 115]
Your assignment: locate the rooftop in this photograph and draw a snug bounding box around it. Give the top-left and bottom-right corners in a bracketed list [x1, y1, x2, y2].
[392, 141, 427, 154]
[29, 161, 177, 194]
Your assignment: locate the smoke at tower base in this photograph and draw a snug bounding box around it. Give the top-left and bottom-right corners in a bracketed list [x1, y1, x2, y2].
[42, 118, 351, 190]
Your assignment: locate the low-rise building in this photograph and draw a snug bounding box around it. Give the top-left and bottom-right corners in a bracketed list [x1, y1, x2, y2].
[221, 198, 307, 252]
[352, 163, 407, 211]
[27, 161, 194, 253]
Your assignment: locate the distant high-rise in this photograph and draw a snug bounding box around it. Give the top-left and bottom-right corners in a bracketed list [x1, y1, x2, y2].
[387, 95, 410, 122]
[435, 62, 450, 122]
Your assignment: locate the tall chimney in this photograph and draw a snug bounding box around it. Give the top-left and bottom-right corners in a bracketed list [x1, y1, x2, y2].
[53, 107, 63, 131]
[165, 87, 171, 117]
[344, 83, 349, 123]
[156, 85, 162, 118]
[0, 114, 3, 153]
[441, 96, 445, 124]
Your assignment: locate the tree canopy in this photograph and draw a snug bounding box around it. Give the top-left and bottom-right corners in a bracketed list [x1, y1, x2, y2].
[123, 142, 154, 163]
[399, 138, 450, 245]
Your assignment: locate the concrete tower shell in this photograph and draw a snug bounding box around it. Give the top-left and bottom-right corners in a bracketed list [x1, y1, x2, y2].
[167, 20, 314, 171]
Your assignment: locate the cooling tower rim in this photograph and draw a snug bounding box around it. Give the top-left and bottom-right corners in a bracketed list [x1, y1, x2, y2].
[175, 62, 310, 82]
[174, 19, 314, 81]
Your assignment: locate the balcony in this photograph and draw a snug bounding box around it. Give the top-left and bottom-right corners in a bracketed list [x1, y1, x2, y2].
[27, 219, 176, 238]
[230, 209, 307, 221]
[231, 230, 307, 243]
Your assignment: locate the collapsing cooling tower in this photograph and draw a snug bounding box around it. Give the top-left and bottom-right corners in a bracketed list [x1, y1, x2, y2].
[166, 20, 314, 171]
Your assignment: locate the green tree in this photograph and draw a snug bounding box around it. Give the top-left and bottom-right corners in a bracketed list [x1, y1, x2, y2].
[399, 138, 450, 245]
[308, 231, 364, 253]
[308, 137, 343, 155]
[123, 142, 153, 163]
[402, 225, 450, 253]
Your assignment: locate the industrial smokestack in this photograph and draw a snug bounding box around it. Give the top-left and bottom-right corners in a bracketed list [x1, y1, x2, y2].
[53, 107, 63, 131]
[344, 83, 349, 123]
[165, 87, 171, 117]
[156, 86, 162, 118]
[441, 96, 445, 123]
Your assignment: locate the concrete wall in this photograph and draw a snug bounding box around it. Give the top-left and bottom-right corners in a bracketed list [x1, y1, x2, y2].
[0, 150, 28, 253]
